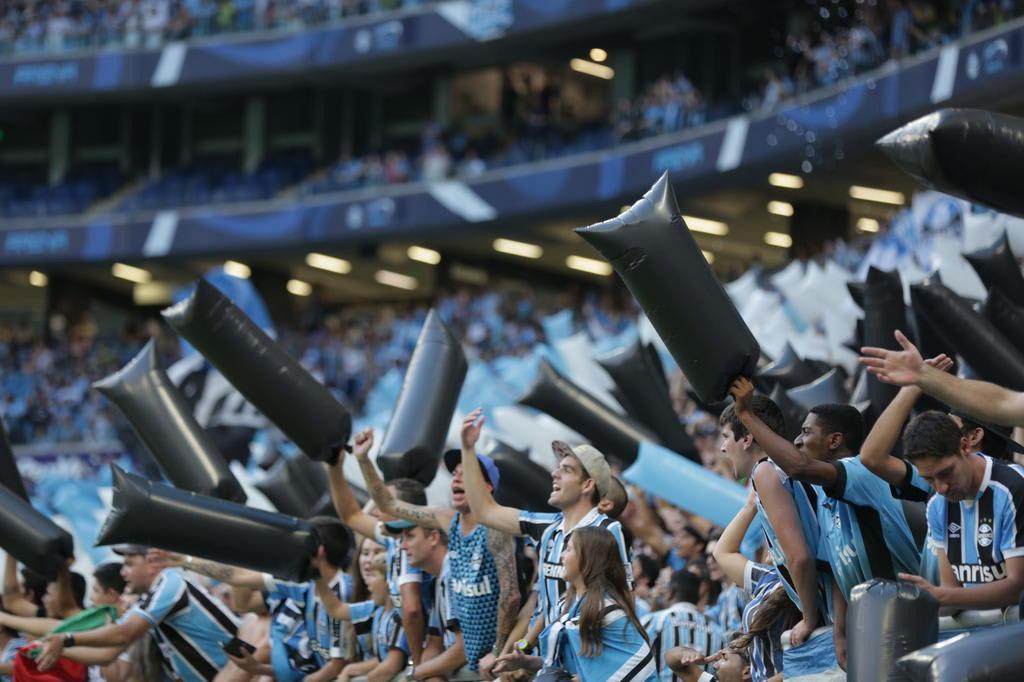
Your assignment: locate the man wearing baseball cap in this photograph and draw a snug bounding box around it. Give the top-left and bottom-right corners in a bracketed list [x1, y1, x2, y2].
[348, 427, 518, 679]
[455, 407, 632, 661]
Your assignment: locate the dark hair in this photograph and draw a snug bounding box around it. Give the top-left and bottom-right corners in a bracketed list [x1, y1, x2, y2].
[66, 572, 86, 610]
[669, 569, 703, 605]
[809, 404, 865, 453]
[903, 411, 962, 461]
[310, 516, 354, 568]
[634, 554, 661, 587]
[93, 563, 126, 596]
[720, 396, 786, 442]
[21, 568, 47, 605]
[731, 586, 799, 652]
[567, 527, 646, 658]
[387, 478, 427, 506]
[957, 415, 1011, 460]
[604, 477, 628, 519]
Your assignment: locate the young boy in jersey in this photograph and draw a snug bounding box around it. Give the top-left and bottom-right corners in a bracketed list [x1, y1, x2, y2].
[346, 426, 518, 677]
[456, 407, 632, 655]
[895, 412, 1024, 609]
[644, 570, 725, 681]
[721, 393, 829, 649]
[316, 557, 408, 682]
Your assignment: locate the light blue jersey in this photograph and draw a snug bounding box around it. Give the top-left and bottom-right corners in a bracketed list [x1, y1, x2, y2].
[427, 556, 458, 649]
[263, 570, 353, 667]
[742, 563, 786, 682]
[375, 523, 425, 608]
[1, 635, 27, 682]
[350, 601, 409, 662]
[752, 460, 832, 623]
[265, 595, 317, 681]
[447, 512, 502, 671]
[125, 569, 238, 682]
[817, 456, 927, 599]
[543, 595, 656, 682]
[706, 584, 747, 632]
[643, 602, 724, 681]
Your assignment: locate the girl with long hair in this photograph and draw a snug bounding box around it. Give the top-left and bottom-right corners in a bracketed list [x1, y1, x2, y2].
[494, 526, 657, 681]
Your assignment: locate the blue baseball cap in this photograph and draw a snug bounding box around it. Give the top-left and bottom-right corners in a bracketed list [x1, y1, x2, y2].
[443, 449, 500, 492]
[382, 519, 418, 533]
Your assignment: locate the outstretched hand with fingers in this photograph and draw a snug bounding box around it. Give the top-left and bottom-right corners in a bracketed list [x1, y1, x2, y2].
[860, 330, 926, 386]
[461, 408, 485, 450]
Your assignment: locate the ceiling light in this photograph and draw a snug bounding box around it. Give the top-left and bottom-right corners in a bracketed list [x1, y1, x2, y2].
[589, 48, 608, 63]
[849, 185, 905, 205]
[223, 260, 251, 279]
[286, 279, 312, 296]
[450, 263, 488, 285]
[305, 252, 352, 274]
[407, 246, 441, 265]
[702, 250, 715, 264]
[112, 263, 152, 284]
[764, 231, 793, 248]
[133, 282, 173, 306]
[493, 238, 543, 259]
[566, 255, 613, 276]
[28, 271, 47, 287]
[682, 215, 729, 236]
[856, 217, 881, 233]
[570, 58, 615, 80]
[375, 270, 418, 290]
[769, 172, 804, 189]
[768, 201, 794, 217]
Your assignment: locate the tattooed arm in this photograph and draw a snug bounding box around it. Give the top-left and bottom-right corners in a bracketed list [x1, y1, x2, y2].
[479, 528, 520, 679]
[353, 443, 454, 532]
[162, 554, 266, 590]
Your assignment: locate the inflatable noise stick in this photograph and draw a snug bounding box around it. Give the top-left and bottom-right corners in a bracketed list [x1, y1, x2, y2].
[786, 369, 849, 411]
[0, 420, 27, 501]
[478, 440, 556, 513]
[376, 309, 468, 486]
[964, 233, 1024, 308]
[983, 288, 1024, 350]
[911, 279, 1024, 391]
[576, 172, 759, 404]
[518, 359, 659, 467]
[97, 466, 321, 582]
[597, 340, 699, 462]
[163, 279, 351, 463]
[94, 339, 246, 503]
[0, 484, 73, 581]
[877, 108, 1024, 219]
[897, 620, 1024, 681]
[863, 267, 907, 429]
[846, 579, 938, 682]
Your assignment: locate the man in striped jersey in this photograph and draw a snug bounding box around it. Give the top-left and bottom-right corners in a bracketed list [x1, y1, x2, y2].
[458, 409, 631, 639]
[37, 545, 239, 682]
[156, 517, 354, 682]
[644, 570, 725, 681]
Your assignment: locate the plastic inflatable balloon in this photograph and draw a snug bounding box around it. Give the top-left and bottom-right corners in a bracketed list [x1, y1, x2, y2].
[846, 281, 866, 310]
[846, 580, 938, 682]
[864, 267, 907, 427]
[98, 467, 320, 582]
[598, 340, 698, 461]
[0, 484, 73, 581]
[376, 310, 468, 486]
[786, 369, 849, 411]
[877, 108, 1024, 219]
[575, 172, 760, 403]
[756, 343, 818, 392]
[518, 359, 659, 466]
[94, 340, 246, 503]
[964, 233, 1024, 306]
[255, 457, 319, 517]
[480, 440, 556, 513]
[897, 621, 1024, 681]
[0, 422, 27, 501]
[163, 279, 351, 462]
[983, 289, 1024, 350]
[911, 279, 1024, 390]
[770, 384, 805, 442]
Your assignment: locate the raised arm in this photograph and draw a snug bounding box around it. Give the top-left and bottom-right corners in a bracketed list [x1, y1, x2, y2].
[459, 409, 524, 537]
[752, 463, 818, 645]
[52, 563, 79, 619]
[352, 434, 453, 532]
[161, 553, 266, 590]
[3, 554, 38, 617]
[37, 614, 152, 670]
[862, 330, 1024, 427]
[861, 354, 954, 486]
[712, 490, 758, 587]
[729, 377, 837, 487]
[328, 428, 385, 539]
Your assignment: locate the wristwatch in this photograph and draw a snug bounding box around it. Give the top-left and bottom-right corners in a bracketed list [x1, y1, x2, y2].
[515, 638, 533, 655]
[62, 633, 76, 648]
